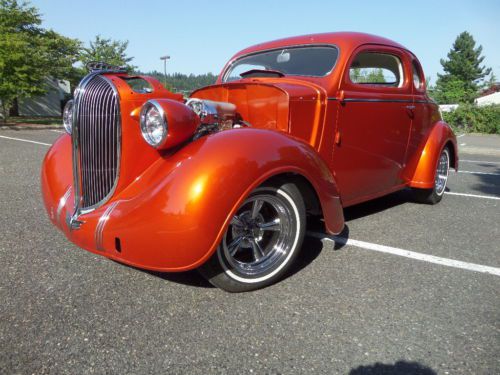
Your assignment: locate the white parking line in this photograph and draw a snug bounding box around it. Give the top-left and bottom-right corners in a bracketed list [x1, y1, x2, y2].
[49, 129, 63, 133]
[307, 232, 500, 276]
[457, 134, 465, 138]
[456, 170, 500, 176]
[461, 159, 500, 165]
[0, 135, 51, 146]
[445, 192, 500, 200]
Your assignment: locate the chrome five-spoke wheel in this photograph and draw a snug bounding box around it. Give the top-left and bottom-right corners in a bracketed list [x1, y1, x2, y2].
[199, 182, 306, 292]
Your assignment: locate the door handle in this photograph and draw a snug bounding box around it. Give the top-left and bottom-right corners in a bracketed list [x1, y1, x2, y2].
[405, 105, 415, 118]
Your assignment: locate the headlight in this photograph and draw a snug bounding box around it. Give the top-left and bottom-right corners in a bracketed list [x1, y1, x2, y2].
[139, 100, 168, 148]
[63, 100, 74, 134]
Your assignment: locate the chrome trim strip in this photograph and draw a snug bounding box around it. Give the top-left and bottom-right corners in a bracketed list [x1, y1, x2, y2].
[327, 97, 431, 104]
[57, 187, 72, 227]
[343, 98, 415, 103]
[94, 200, 120, 251]
[69, 72, 122, 230]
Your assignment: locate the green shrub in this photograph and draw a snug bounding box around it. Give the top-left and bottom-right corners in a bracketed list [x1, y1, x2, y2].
[442, 104, 500, 134]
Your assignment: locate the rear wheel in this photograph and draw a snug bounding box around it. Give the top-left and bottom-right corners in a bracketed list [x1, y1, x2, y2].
[199, 182, 306, 292]
[413, 147, 450, 204]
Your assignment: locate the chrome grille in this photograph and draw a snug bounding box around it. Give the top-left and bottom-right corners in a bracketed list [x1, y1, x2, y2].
[74, 75, 120, 209]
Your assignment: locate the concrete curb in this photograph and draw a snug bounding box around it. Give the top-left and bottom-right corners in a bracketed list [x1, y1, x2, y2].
[458, 146, 500, 157]
[0, 125, 63, 131]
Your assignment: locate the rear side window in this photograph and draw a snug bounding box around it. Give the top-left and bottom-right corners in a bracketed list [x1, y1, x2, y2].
[349, 52, 404, 87]
[412, 60, 423, 90]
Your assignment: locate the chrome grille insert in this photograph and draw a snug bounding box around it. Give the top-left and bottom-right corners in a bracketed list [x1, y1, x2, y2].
[72, 74, 120, 212]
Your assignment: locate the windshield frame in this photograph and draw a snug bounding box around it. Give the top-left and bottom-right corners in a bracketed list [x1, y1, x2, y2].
[222, 44, 340, 83]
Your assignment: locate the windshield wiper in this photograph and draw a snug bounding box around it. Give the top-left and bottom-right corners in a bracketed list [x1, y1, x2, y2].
[239, 69, 285, 79]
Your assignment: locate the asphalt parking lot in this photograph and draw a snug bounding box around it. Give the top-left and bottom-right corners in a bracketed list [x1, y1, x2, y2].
[0, 129, 499, 374]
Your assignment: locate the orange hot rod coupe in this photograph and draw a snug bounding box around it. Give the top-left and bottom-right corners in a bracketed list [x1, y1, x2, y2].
[41, 32, 458, 292]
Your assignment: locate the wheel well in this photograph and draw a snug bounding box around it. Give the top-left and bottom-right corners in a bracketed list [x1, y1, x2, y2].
[264, 173, 322, 217]
[445, 141, 456, 170]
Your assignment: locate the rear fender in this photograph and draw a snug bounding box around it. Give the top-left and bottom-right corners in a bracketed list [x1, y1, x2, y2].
[407, 121, 458, 189]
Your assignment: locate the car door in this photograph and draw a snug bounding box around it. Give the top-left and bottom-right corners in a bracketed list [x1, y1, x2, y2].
[405, 57, 432, 165]
[332, 45, 413, 206]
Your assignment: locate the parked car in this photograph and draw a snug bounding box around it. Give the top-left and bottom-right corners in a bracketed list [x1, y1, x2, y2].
[41, 32, 458, 292]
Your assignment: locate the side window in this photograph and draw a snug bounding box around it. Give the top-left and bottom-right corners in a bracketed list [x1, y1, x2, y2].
[349, 52, 404, 87]
[412, 60, 423, 90]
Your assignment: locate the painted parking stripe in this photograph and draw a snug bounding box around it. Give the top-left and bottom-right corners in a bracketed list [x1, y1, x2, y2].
[0, 135, 51, 146]
[461, 159, 500, 165]
[307, 232, 500, 276]
[444, 192, 500, 200]
[49, 129, 64, 133]
[456, 170, 500, 176]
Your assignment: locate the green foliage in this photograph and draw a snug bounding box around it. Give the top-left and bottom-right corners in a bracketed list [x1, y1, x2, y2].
[350, 68, 386, 84]
[141, 71, 217, 94]
[0, 0, 81, 119]
[442, 104, 500, 134]
[434, 31, 492, 104]
[79, 35, 136, 71]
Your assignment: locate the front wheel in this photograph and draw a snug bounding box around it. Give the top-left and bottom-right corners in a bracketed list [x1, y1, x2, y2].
[413, 147, 450, 204]
[199, 182, 306, 292]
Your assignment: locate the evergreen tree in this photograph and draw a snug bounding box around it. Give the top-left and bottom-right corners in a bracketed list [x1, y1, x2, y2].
[434, 31, 491, 104]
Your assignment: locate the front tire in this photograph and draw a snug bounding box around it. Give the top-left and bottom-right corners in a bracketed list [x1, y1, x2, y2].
[199, 181, 306, 292]
[413, 147, 450, 204]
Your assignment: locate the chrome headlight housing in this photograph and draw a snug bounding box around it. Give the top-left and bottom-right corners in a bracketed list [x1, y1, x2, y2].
[62, 100, 74, 134]
[139, 100, 168, 148]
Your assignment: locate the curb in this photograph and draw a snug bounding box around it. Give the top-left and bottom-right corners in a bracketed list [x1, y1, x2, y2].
[458, 146, 500, 157]
[0, 125, 63, 131]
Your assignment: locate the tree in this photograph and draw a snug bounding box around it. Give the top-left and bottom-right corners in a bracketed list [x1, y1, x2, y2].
[349, 68, 386, 84]
[0, 0, 81, 120]
[433, 31, 491, 104]
[79, 35, 136, 71]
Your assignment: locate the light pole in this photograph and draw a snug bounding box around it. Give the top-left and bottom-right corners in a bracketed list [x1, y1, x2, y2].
[160, 55, 170, 88]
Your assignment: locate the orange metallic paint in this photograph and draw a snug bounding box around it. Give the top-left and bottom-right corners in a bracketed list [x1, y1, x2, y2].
[41, 32, 457, 272]
[42, 129, 343, 271]
[145, 99, 201, 150]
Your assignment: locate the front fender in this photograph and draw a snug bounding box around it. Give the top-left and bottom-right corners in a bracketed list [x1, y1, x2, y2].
[103, 128, 343, 271]
[43, 128, 344, 272]
[407, 121, 458, 189]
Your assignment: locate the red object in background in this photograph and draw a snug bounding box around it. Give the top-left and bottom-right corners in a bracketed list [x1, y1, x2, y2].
[41, 32, 457, 291]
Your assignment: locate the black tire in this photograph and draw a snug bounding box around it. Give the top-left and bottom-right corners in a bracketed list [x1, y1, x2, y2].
[198, 181, 306, 292]
[413, 147, 450, 205]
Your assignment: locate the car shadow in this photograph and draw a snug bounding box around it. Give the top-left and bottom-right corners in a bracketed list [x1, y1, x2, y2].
[112, 260, 215, 289]
[125, 190, 416, 289]
[349, 360, 436, 375]
[470, 167, 500, 196]
[343, 189, 414, 222]
[145, 269, 215, 288]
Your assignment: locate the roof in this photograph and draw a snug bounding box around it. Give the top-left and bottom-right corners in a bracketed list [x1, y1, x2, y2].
[233, 32, 408, 58]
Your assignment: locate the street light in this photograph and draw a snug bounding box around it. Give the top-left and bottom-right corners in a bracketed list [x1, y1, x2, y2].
[160, 55, 170, 88]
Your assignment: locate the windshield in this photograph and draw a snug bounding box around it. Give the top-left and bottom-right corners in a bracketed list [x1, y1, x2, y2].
[223, 45, 339, 82]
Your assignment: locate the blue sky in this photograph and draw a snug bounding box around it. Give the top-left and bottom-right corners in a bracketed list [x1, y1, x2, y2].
[32, 0, 499, 84]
